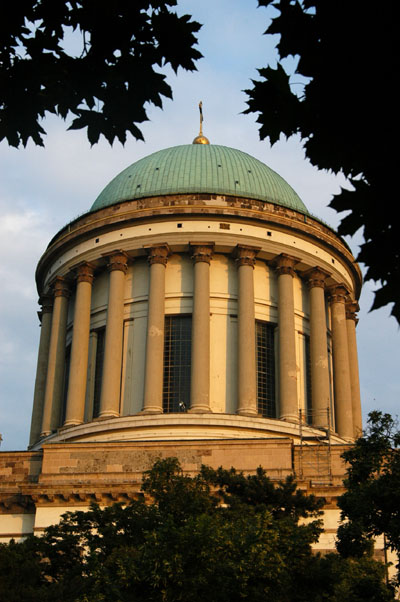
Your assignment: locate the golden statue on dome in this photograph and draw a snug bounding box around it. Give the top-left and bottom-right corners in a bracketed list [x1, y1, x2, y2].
[192, 101, 210, 144]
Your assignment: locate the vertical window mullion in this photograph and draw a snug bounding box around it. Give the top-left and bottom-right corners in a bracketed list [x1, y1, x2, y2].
[256, 320, 276, 418]
[163, 315, 192, 413]
[92, 327, 105, 419]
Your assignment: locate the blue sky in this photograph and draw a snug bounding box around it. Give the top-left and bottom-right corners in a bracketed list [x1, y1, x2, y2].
[0, 0, 398, 450]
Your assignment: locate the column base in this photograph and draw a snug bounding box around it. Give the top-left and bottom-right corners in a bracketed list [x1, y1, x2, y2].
[98, 411, 120, 419]
[188, 406, 212, 414]
[140, 407, 163, 415]
[62, 419, 84, 429]
[280, 414, 299, 423]
[236, 408, 258, 417]
[40, 431, 51, 439]
[312, 420, 330, 430]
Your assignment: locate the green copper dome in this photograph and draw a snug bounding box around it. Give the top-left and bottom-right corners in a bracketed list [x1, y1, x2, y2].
[91, 144, 309, 214]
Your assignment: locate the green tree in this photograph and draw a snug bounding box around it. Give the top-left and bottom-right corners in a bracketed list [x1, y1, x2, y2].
[245, 1, 399, 321]
[337, 411, 400, 586]
[0, 1, 201, 147]
[0, 457, 394, 601]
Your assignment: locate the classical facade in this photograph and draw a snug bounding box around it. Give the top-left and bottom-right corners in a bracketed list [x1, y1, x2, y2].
[0, 132, 369, 556]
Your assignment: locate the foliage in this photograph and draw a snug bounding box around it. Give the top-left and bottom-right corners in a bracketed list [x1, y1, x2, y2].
[245, 1, 399, 321]
[0, 457, 395, 601]
[202, 464, 324, 519]
[0, 1, 201, 147]
[305, 553, 394, 602]
[337, 411, 400, 586]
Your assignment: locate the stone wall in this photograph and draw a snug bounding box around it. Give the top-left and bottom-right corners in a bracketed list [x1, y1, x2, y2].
[0, 439, 348, 542]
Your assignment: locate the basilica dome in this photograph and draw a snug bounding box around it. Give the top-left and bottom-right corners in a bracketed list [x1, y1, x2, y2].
[31, 137, 362, 451]
[91, 144, 308, 214]
[0, 135, 366, 559]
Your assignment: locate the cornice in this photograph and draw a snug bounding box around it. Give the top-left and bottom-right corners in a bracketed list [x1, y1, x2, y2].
[35, 195, 362, 296]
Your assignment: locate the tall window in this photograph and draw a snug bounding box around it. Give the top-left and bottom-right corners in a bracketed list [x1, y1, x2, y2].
[61, 344, 71, 425]
[92, 328, 105, 419]
[163, 315, 192, 413]
[304, 334, 312, 423]
[256, 321, 276, 418]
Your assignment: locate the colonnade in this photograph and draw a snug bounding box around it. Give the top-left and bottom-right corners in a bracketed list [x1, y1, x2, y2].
[30, 245, 362, 446]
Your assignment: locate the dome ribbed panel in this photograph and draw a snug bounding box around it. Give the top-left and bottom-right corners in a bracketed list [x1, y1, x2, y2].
[91, 145, 308, 214]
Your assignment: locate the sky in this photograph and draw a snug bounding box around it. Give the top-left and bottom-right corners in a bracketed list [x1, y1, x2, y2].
[0, 0, 398, 451]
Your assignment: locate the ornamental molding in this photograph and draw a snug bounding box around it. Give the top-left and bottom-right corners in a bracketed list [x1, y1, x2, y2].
[75, 261, 96, 284]
[272, 253, 300, 277]
[345, 300, 360, 321]
[234, 244, 260, 268]
[303, 266, 331, 290]
[328, 284, 349, 304]
[38, 294, 53, 313]
[190, 242, 215, 264]
[144, 243, 170, 266]
[52, 276, 71, 298]
[106, 251, 129, 273]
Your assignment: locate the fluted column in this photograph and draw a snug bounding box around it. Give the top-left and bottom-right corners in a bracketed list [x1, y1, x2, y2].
[64, 263, 95, 427]
[329, 285, 354, 440]
[99, 252, 128, 418]
[29, 295, 53, 446]
[142, 245, 169, 413]
[236, 245, 259, 416]
[346, 300, 362, 438]
[41, 277, 70, 437]
[190, 243, 213, 412]
[275, 254, 299, 422]
[305, 268, 331, 429]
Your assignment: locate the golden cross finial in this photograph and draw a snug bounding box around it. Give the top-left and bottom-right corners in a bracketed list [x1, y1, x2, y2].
[192, 100, 210, 144]
[199, 101, 203, 136]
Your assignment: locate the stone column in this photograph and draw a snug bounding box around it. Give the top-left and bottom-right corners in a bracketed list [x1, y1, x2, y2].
[190, 243, 214, 413]
[329, 285, 354, 440]
[99, 252, 128, 418]
[29, 295, 53, 446]
[346, 300, 362, 438]
[275, 254, 299, 422]
[236, 245, 259, 416]
[305, 268, 331, 429]
[142, 245, 169, 413]
[64, 263, 95, 427]
[41, 277, 70, 437]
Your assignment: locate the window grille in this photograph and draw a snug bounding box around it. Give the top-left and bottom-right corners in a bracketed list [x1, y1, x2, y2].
[305, 334, 312, 423]
[61, 345, 71, 425]
[163, 315, 192, 413]
[92, 328, 105, 419]
[256, 321, 276, 418]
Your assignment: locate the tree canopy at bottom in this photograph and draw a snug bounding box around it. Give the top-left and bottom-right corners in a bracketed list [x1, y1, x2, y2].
[0, 458, 394, 601]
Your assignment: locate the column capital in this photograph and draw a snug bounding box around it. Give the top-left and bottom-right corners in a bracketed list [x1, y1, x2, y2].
[75, 262, 95, 284]
[234, 244, 260, 268]
[190, 242, 214, 264]
[345, 300, 360, 322]
[145, 244, 170, 266]
[106, 251, 129, 273]
[39, 294, 53, 314]
[53, 276, 71, 298]
[303, 266, 331, 289]
[273, 253, 300, 277]
[328, 284, 349, 304]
